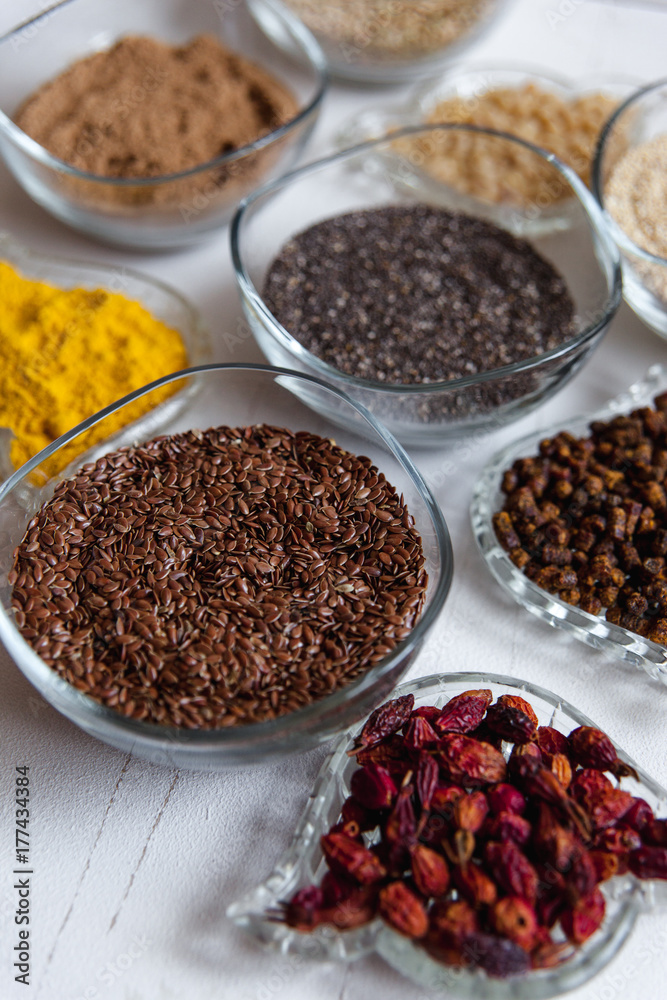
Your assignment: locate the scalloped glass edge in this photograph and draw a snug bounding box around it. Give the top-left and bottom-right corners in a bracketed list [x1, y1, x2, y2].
[227, 671, 667, 1000]
[471, 364, 667, 683]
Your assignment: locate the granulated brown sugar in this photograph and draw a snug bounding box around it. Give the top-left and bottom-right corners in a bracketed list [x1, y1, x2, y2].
[13, 34, 298, 208]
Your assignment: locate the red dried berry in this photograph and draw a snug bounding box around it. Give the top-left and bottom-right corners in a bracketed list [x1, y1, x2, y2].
[490, 896, 540, 951]
[623, 797, 654, 833]
[537, 725, 570, 764]
[411, 843, 451, 898]
[410, 705, 442, 725]
[350, 763, 398, 811]
[282, 885, 325, 930]
[453, 863, 498, 908]
[437, 734, 507, 787]
[341, 796, 377, 833]
[321, 832, 387, 884]
[454, 791, 489, 833]
[560, 886, 606, 944]
[351, 693, 415, 754]
[435, 689, 493, 734]
[355, 733, 413, 781]
[404, 716, 440, 750]
[485, 694, 538, 744]
[415, 751, 439, 814]
[568, 726, 636, 778]
[463, 932, 531, 978]
[431, 784, 465, 818]
[644, 818, 667, 847]
[593, 826, 642, 854]
[588, 850, 620, 883]
[485, 841, 539, 903]
[487, 783, 526, 816]
[629, 846, 667, 879]
[587, 787, 634, 831]
[378, 881, 428, 939]
[485, 810, 532, 848]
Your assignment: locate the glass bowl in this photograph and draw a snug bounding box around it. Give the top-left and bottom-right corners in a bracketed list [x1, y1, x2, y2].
[0, 364, 452, 770]
[0, 232, 211, 481]
[231, 126, 622, 447]
[471, 365, 667, 686]
[337, 66, 637, 234]
[592, 78, 667, 338]
[228, 671, 667, 999]
[248, 0, 512, 85]
[0, 0, 327, 250]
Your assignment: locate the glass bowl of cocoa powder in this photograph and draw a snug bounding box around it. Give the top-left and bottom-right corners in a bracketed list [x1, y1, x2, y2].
[592, 78, 667, 339]
[0, 0, 327, 249]
[0, 364, 452, 769]
[231, 126, 622, 447]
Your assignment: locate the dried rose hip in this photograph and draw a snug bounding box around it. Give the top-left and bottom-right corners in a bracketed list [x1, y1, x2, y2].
[321, 832, 386, 884]
[437, 734, 507, 786]
[350, 764, 397, 811]
[279, 686, 666, 984]
[435, 689, 492, 734]
[487, 783, 526, 816]
[350, 694, 415, 754]
[378, 881, 428, 939]
[485, 694, 538, 744]
[490, 896, 540, 951]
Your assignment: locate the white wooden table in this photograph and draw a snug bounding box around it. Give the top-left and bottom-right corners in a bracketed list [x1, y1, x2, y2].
[1, 2, 667, 998]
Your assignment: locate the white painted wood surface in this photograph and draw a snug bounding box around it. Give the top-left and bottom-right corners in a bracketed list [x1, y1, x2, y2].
[1, 2, 667, 997]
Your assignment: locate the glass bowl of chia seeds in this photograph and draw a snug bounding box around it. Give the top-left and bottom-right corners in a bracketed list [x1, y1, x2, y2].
[0, 0, 327, 250]
[0, 364, 452, 770]
[247, 0, 512, 85]
[592, 78, 667, 339]
[231, 126, 622, 448]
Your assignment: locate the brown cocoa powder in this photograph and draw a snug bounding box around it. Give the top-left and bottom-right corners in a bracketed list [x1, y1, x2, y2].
[14, 34, 297, 178]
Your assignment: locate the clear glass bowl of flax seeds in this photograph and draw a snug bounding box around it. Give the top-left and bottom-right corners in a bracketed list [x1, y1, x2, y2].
[231, 126, 622, 447]
[0, 365, 452, 770]
[593, 79, 667, 339]
[0, 0, 326, 249]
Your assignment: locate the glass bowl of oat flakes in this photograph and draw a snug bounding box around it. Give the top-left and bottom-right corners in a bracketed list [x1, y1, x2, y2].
[0, 365, 452, 770]
[0, 0, 326, 249]
[593, 78, 667, 339]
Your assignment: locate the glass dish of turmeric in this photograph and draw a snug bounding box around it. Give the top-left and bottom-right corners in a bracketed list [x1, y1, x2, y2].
[0, 233, 210, 482]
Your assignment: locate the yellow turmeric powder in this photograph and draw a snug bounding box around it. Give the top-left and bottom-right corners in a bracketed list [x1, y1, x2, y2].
[0, 261, 189, 473]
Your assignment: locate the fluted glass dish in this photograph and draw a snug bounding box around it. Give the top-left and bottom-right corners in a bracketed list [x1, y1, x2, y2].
[228, 671, 667, 998]
[472, 365, 667, 685]
[592, 78, 667, 338]
[0, 232, 211, 482]
[0, 0, 326, 249]
[0, 364, 452, 770]
[231, 125, 621, 447]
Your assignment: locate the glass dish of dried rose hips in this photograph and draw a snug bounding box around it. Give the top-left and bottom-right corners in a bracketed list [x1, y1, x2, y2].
[472, 364, 667, 684]
[227, 672, 667, 998]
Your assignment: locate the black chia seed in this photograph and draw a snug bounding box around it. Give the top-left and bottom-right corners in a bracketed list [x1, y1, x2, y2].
[263, 205, 577, 402]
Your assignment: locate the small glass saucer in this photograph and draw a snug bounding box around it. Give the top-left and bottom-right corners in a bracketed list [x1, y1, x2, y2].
[471, 365, 667, 685]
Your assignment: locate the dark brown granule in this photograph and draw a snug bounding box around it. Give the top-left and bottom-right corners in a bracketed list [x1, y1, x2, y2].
[263, 205, 577, 389]
[493, 396, 667, 644]
[9, 424, 427, 729]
